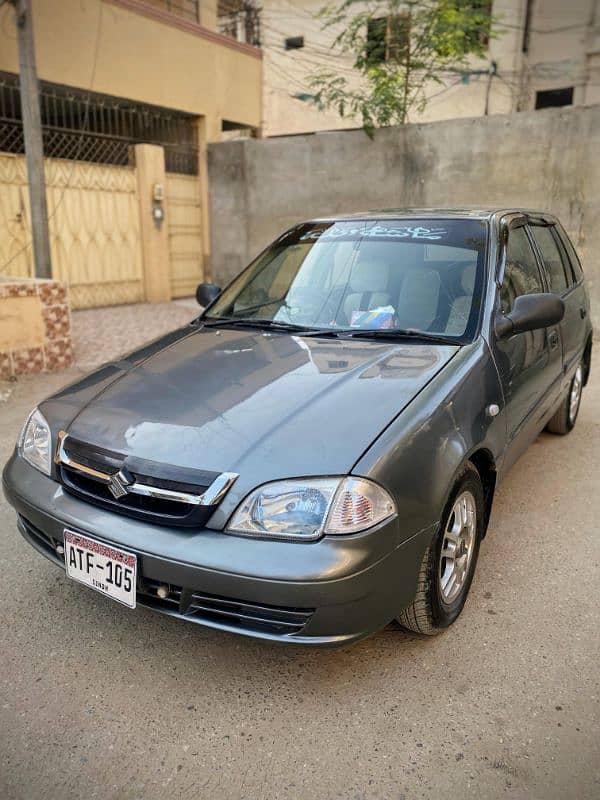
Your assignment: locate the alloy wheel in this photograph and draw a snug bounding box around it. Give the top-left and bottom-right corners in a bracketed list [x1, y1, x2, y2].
[438, 490, 477, 604]
[568, 365, 583, 426]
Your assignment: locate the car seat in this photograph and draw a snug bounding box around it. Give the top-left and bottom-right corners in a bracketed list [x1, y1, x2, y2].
[444, 262, 477, 336]
[341, 260, 392, 323]
[396, 268, 442, 331]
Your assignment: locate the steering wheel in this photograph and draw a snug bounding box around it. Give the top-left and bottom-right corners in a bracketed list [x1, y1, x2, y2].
[278, 288, 339, 326]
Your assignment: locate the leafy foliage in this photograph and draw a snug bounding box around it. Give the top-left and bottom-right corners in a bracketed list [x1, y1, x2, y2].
[308, 0, 496, 136]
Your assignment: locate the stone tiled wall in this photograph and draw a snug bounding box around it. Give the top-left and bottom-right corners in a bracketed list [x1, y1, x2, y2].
[0, 279, 73, 379]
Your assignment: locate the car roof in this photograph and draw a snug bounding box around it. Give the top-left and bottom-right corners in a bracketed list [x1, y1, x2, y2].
[308, 208, 558, 223]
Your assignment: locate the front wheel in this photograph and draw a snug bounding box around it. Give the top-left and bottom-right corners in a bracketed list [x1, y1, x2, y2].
[397, 463, 484, 635]
[546, 363, 583, 435]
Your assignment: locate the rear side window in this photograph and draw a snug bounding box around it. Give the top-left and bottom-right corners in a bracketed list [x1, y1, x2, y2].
[500, 227, 543, 313]
[529, 225, 568, 293]
[555, 224, 584, 283]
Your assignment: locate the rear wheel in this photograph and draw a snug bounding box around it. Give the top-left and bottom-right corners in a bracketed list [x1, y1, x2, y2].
[397, 463, 484, 635]
[546, 363, 583, 435]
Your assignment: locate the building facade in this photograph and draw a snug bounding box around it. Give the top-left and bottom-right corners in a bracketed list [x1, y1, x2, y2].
[260, 0, 600, 137]
[0, 0, 262, 306]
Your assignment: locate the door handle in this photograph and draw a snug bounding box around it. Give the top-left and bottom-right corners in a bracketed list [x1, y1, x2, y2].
[580, 307, 587, 319]
[548, 330, 559, 350]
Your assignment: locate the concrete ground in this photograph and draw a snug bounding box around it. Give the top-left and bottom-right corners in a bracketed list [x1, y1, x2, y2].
[0, 307, 598, 800]
[71, 300, 197, 371]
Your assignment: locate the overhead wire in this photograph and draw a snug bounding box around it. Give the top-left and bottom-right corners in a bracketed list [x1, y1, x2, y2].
[265, 0, 590, 36]
[262, 19, 505, 83]
[261, 12, 508, 109]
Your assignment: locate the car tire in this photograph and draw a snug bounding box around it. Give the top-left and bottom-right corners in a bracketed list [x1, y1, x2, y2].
[545, 363, 583, 436]
[397, 463, 484, 636]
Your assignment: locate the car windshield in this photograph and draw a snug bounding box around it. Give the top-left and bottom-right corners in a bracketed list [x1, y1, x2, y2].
[205, 218, 488, 340]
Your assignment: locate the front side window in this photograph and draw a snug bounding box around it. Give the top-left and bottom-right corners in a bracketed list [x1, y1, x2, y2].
[206, 219, 488, 341]
[500, 227, 543, 314]
[529, 225, 568, 294]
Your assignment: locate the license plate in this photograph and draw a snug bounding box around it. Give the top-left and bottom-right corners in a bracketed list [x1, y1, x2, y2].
[63, 530, 137, 609]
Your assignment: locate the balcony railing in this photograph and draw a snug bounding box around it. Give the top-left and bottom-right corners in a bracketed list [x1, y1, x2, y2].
[142, 0, 200, 24]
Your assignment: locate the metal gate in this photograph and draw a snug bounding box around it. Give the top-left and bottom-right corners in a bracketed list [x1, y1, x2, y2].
[0, 154, 34, 279]
[166, 172, 204, 298]
[0, 152, 144, 309]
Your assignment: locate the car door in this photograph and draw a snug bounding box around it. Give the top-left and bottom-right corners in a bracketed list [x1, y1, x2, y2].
[549, 223, 590, 376]
[491, 224, 563, 470]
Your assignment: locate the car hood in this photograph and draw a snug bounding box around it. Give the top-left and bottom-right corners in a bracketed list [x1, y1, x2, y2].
[64, 327, 458, 488]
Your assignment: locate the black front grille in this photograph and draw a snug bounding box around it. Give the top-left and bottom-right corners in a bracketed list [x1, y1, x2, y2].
[185, 591, 314, 635]
[61, 466, 196, 522]
[18, 515, 63, 564]
[59, 437, 220, 527]
[137, 579, 314, 636]
[60, 437, 122, 473]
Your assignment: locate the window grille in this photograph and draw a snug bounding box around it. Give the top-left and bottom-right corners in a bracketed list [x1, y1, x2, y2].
[0, 72, 199, 175]
[366, 14, 410, 65]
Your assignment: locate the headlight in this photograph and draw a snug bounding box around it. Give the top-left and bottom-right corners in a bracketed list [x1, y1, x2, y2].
[227, 477, 396, 541]
[18, 407, 51, 476]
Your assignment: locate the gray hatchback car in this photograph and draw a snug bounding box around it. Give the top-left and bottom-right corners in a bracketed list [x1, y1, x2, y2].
[3, 209, 592, 645]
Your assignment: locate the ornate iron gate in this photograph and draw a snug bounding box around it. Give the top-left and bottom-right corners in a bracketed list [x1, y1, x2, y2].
[0, 152, 144, 308]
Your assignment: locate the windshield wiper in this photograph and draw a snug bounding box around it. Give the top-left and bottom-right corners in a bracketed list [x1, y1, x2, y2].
[200, 318, 459, 344]
[200, 317, 318, 334]
[302, 327, 460, 345]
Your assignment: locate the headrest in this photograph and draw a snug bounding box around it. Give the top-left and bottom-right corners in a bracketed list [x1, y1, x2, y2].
[349, 259, 390, 294]
[400, 268, 441, 294]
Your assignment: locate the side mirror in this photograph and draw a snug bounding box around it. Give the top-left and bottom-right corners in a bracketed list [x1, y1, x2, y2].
[495, 293, 564, 339]
[196, 283, 221, 307]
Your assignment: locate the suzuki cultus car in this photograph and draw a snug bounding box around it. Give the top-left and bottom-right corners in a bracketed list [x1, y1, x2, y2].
[3, 209, 592, 644]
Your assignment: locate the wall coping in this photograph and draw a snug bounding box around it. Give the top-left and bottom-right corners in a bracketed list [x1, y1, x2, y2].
[0, 279, 73, 378]
[0, 277, 57, 284]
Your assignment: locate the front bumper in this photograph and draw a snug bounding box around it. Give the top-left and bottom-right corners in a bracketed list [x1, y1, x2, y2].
[3, 453, 434, 646]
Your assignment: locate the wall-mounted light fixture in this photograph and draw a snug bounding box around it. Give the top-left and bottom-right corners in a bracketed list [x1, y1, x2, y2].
[152, 182, 164, 229]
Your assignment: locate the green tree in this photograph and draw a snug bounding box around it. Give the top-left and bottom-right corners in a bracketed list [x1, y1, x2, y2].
[309, 0, 496, 135]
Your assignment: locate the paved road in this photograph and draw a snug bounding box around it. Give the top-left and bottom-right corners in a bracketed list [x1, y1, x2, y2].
[1, 363, 598, 800]
[71, 301, 195, 371]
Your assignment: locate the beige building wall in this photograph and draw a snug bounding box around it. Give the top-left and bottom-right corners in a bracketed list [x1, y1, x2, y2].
[519, 0, 599, 109]
[260, 0, 599, 137]
[261, 0, 360, 136]
[0, 0, 262, 304]
[0, 0, 262, 140]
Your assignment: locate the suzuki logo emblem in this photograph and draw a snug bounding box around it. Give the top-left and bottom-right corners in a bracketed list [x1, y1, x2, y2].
[108, 469, 132, 500]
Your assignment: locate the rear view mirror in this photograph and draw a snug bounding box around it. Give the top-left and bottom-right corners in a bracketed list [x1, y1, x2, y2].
[196, 283, 221, 307]
[495, 293, 564, 339]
